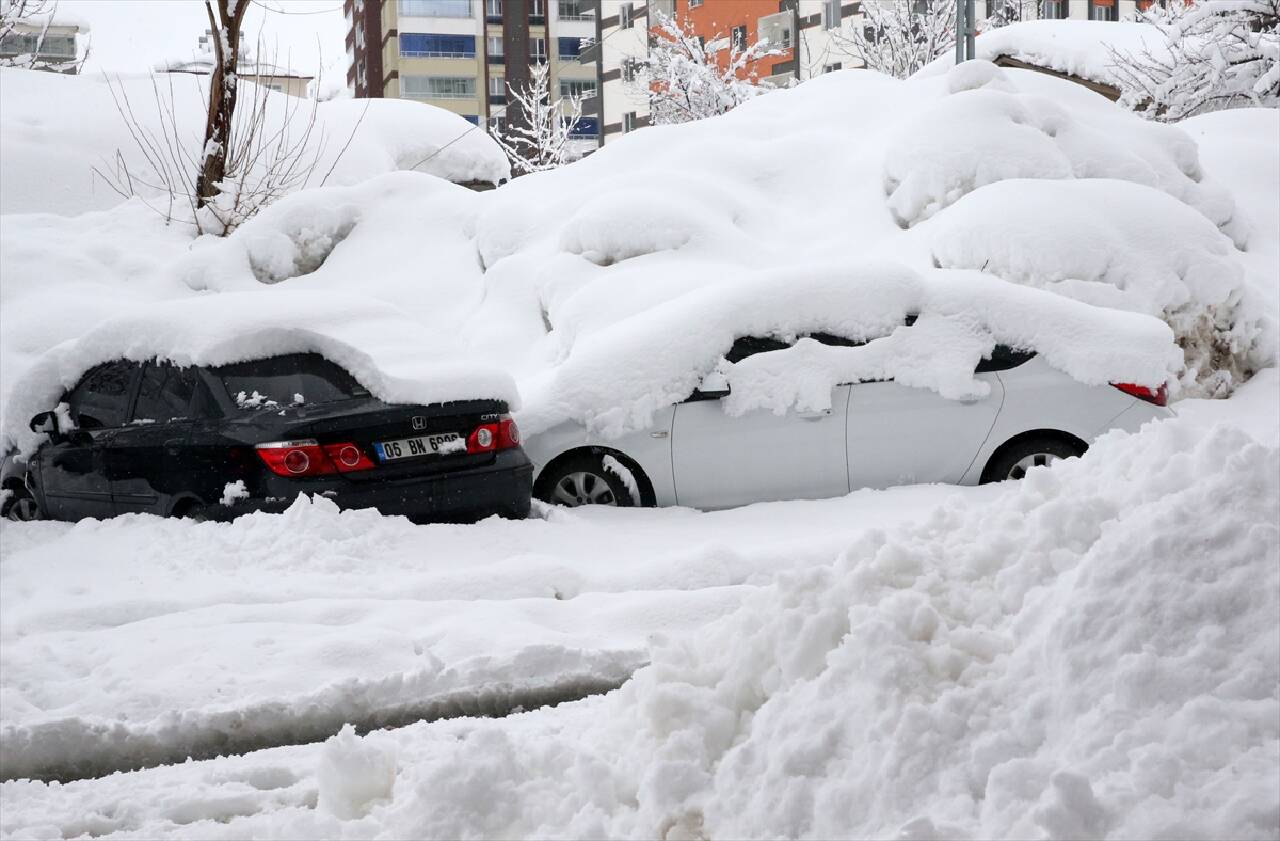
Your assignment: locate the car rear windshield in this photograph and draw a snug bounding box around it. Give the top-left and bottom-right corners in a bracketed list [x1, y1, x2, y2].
[215, 353, 370, 410]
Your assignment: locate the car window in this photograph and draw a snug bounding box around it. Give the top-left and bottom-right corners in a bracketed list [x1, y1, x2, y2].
[132, 363, 197, 423]
[976, 345, 1036, 373]
[67, 361, 135, 429]
[214, 353, 370, 410]
[725, 336, 791, 364]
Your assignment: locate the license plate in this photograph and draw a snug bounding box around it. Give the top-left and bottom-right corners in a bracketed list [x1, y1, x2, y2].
[374, 432, 462, 462]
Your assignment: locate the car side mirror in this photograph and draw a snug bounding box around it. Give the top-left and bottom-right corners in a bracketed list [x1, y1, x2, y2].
[29, 411, 56, 434]
[693, 370, 731, 400]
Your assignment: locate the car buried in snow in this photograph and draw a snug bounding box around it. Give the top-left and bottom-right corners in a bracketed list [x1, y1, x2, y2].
[0, 352, 533, 523]
[524, 337, 1174, 510]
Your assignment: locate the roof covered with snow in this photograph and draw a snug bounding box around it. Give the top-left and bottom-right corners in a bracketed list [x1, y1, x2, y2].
[922, 20, 1172, 88]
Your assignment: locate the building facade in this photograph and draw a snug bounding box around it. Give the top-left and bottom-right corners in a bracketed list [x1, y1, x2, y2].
[0, 20, 82, 73]
[344, 0, 602, 148]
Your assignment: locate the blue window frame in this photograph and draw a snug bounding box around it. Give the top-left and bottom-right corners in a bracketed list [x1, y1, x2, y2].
[569, 116, 599, 137]
[557, 37, 581, 60]
[400, 33, 477, 58]
[462, 115, 480, 125]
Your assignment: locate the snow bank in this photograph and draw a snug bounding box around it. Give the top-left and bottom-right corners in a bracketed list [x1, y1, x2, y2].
[926, 178, 1273, 392]
[0, 289, 518, 458]
[0, 68, 507, 217]
[522, 262, 1180, 438]
[921, 20, 1171, 88]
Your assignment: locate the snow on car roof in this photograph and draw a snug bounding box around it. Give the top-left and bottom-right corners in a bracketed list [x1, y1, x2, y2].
[519, 261, 1181, 439]
[1, 289, 519, 459]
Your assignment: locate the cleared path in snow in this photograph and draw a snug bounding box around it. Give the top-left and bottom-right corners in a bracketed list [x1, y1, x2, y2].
[0, 483, 967, 783]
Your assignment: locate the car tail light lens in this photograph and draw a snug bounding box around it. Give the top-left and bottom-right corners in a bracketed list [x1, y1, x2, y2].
[255, 440, 374, 477]
[255, 439, 336, 477]
[467, 424, 498, 454]
[467, 416, 521, 454]
[322, 442, 375, 473]
[498, 417, 520, 449]
[1112, 382, 1168, 407]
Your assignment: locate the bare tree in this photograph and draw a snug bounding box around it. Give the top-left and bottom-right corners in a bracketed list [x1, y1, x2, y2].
[830, 0, 957, 79]
[1108, 0, 1279, 121]
[494, 61, 586, 174]
[633, 13, 783, 125]
[982, 0, 1035, 29]
[196, 0, 251, 209]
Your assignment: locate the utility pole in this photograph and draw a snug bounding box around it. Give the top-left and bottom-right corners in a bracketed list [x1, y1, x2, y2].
[955, 0, 977, 63]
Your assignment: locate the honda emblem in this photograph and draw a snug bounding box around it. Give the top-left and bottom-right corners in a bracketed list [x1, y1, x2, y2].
[412, 416, 427, 431]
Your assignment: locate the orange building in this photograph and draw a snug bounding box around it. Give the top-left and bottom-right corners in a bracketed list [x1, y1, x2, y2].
[656, 0, 801, 85]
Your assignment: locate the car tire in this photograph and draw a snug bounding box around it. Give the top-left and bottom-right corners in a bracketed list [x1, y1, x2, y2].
[981, 435, 1085, 484]
[537, 453, 638, 508]
[2, 482, 42, 522]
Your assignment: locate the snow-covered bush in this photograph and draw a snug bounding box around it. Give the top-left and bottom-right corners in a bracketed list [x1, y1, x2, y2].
[634, 14, 782, 125]
[1108, 0, 1280, 121]
[831, 0, 957, 78]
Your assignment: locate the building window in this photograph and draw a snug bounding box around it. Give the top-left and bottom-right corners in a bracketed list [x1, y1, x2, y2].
[569, 116, 599, 136]
[486, 35, 504, 59]
[621, 57, 638, 82]
[824, 62, 842, 73]
[559, 0, 591, 19]
[731, 25, 747, 51]
[530, 36, 547, 61]
[530, 0, 546, 17]
[622, 111, 636, 132]
[463, 114, 480, 124]
[560, 78, 596, 97]
[689, 0, 704, 7]
[1087, 0, 1117, 19]
[620, 2, 633, 28]
[1041, 0, 1068, 18]
[489, 75, 506, 98]
[558, 36, 582, 60]
[823, 0, 842, 28]
[758, 12, 793, 50]
[401, 75, 477, 98]
[400, 33, 477, 58]
[648, 0, 674, 20]
[485, 0, 502, 19]
[398, 0, 472, 17]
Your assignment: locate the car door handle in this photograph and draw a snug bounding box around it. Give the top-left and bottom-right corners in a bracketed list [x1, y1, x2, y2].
[797, 410, 831, 420]
[650, 430, 669, 438]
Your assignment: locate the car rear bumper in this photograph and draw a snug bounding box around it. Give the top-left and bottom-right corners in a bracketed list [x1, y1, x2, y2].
[218, 450, 533, 524]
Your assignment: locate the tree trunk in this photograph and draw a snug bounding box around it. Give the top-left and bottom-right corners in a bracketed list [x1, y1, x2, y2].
[502, 0, 534, 170]
[196, 0, 248, 209]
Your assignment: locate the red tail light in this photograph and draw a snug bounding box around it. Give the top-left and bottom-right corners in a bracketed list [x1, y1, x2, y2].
[1112, 382, 1168, 407]
[256, 439, 374, 476]
[466, 415, 521, 455]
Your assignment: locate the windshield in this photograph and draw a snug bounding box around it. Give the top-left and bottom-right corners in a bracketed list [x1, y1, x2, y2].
[215, 353, 370, 410]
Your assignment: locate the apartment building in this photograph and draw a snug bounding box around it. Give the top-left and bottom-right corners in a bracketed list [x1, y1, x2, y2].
[0, 19, 83, 73]
[344, 0, 602, 148]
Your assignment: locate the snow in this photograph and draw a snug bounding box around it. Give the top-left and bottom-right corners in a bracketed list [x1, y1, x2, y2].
[0, 68, 508, 217]
[921, 20, 1172, 88]
[0, 377, 1275, 838]
[220, 480, 249, 507]
[0, 48, 1278, 840]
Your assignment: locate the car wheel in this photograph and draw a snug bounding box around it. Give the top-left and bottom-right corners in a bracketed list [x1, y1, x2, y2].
[538, 454, 637, 508]
[2, 483, 41, 522]
[982, 436, 1085, 483]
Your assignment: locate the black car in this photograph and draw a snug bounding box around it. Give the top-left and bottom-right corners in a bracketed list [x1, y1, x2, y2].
[0, 353, 533, 523]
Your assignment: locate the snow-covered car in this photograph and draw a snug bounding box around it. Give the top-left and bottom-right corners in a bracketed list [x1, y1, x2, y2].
[1, 352, 532, 523]
[525, 339, 1172, 509]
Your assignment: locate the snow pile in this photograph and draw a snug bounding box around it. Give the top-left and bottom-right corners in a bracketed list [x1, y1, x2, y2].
[0, 288, 518, 458]
[273, 415, 1275, 840]
[0, 68, 507, 217]
[925, 178, 1273, 392]
[317, 726, 397, 820]
[522, 262, 1179, 437]
[923, 20, 1171, 88]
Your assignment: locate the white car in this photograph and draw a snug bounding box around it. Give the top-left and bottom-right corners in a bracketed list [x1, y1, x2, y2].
[524, 336, 1173, 509]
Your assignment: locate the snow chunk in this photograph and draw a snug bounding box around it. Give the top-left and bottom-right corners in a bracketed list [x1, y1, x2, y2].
[926, 178, 1271, 393]
[220, 480, 249, 507]
[317, 725, 397, 820]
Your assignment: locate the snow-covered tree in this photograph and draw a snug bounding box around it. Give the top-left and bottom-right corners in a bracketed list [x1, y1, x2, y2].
[494, 61, 585, 174]
[830, 0, 958, 79]
[982, 0, 1035, 30]
[632, 14, 782, 126]
[196, 0, 250, 209]
[1108, 0, 1279, 121]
